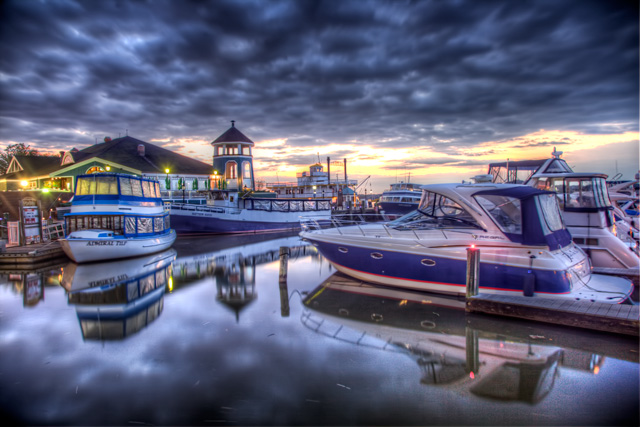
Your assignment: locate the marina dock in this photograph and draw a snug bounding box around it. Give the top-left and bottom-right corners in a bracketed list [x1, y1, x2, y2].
[466, 293, 639, 336]
[0, 240, 67, 268]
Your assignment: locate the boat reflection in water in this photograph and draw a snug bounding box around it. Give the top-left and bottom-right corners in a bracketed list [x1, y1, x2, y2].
[302, 273, 615, 404]
[60, 249, 176, 340]
[171, 235, 318, 320]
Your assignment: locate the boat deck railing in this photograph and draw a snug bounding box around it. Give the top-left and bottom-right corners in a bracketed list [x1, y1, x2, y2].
[300, 213, 487, 241]
[171, 198, 332, 213]
[301, 213, 396, 234]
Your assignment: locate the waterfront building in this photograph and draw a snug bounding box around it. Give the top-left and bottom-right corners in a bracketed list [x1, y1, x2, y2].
[211, 120, 255, 191]
[0, 135, 213, 195]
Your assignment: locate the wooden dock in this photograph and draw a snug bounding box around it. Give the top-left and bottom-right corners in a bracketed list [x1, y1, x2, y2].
[0, 240, 68, 268]
[466, 294, 639, 336]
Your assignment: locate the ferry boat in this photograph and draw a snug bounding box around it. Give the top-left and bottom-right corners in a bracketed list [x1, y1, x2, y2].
[170, 192, 332, 234]
[61, 248, 176, 340]
[488, 150, 640, 269]
[300, 183, 634, 303]
[377, 181, 424, 216]
[59, 173, 177, 263]
[169, 121, 333, 234]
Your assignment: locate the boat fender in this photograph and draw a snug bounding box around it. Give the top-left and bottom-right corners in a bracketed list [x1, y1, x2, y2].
[523, 271, 536, 297]
[523, 255, 536, 297]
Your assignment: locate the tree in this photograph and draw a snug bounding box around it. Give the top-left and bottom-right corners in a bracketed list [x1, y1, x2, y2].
[0, 143, 39, 175]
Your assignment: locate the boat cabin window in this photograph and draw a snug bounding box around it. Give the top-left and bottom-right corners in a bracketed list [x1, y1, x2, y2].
[131, 179, 143, 197]
[119, 177, 133, 196]
[564, 177, 611, 209]
[475, 195, 522, 234]
[76, 176, 119, 195]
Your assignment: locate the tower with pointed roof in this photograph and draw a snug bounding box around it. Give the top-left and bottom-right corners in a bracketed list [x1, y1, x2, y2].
[211, 121, 255, 191]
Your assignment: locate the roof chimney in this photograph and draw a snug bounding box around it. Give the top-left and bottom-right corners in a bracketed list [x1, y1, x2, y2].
[231, 120, 235, 127]
[137, 144, 145, 156]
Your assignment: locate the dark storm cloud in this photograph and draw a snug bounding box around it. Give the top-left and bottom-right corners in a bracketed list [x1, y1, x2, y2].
[0, 0, 637, 155]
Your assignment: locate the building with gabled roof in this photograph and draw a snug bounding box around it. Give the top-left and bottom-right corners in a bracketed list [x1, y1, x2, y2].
[0, 135, 214, 193]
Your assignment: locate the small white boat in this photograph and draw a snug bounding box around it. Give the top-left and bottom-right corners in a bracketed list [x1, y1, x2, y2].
[301, 183, 634, 303]
[60, 173, 177, 263]
[488, 150, 639, 269]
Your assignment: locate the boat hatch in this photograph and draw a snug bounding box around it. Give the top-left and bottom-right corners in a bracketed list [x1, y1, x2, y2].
[474, 187, 572, 249]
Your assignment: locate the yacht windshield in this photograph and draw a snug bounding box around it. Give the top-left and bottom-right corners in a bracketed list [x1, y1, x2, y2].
[536, 194, 565, 234]
[475, 195, 522, 234]
[388, 191, 481, 230]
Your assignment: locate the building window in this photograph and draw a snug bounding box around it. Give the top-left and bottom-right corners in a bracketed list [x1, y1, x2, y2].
[86, 166, 105, 174]
[225, 161, 238, 179]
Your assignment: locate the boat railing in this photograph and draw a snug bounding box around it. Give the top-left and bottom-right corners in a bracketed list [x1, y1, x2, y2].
[300, 213, 393, 234]
[239, 198, 332, 212]
[300, 310, 406, 354]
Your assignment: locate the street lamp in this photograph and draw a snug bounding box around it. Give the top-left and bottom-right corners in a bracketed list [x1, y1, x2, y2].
[165, 168, 170, 191]
[213, 170, 218, 189]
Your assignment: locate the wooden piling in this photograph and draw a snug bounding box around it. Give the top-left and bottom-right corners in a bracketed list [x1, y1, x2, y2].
[466, 247, 480, 298]
[279, 246, 289, 283]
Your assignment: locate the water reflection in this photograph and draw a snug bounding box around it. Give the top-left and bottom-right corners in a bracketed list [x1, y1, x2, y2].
[171, 235, 319, 320]
[60, 249, 176, 340]
[0, 263, 66, 307]
[303, 272, 621, 404]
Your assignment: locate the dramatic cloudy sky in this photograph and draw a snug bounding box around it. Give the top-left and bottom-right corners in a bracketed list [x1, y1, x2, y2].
[0, 0, 638, 192]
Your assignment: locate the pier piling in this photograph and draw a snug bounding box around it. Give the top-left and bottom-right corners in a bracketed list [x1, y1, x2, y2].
[466, 247, 480, 298]
[279, 246, 289, 283]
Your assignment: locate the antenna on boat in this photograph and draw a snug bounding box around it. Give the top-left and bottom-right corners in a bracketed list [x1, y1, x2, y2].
[552, 147, 563, 158]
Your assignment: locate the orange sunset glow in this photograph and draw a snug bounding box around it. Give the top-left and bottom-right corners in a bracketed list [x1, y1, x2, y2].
[163, 128, 639, 194]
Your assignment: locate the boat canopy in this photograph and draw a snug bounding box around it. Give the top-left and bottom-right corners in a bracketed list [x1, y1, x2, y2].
[473, 186, 572, 249]
[488, 158, 573, 184]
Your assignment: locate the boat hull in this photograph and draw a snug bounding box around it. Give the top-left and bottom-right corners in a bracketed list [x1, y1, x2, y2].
[170, 205, 330, 234]
[301, 232, 633, 303]
[60, 230, 177, 263]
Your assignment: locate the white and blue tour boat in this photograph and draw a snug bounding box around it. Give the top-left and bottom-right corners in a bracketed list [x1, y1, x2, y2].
[300, 183, 634, 303]
[60, 173, 177, 263]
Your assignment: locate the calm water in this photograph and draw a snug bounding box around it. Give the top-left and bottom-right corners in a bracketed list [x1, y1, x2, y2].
[1, 232, 638, 426]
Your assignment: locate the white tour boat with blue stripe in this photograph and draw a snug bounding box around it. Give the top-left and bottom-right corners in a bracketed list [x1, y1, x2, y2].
[300, 183, 634, 303]
[60, 173, 177, 263]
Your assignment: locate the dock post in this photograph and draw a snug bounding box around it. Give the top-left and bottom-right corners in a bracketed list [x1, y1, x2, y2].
[465, 327, 479, 375]
[279, 246, 290, 317]
[279, 246, 290, 283]
[466, 246, 480, 298]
